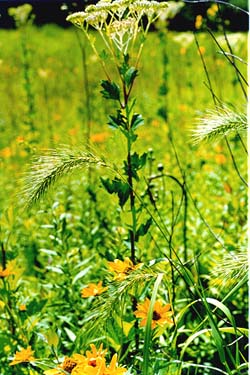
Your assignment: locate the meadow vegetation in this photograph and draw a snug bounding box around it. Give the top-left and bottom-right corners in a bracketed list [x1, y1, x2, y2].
[0, 1, 248, 374]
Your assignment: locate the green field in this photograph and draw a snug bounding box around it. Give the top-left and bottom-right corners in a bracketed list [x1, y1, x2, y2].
[0, 15, 248, 375]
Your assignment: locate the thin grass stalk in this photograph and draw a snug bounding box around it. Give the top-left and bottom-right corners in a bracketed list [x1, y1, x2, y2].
[21, 29, 36, 133]
[194, 32, 220, 107]
[75, 30, 92, 146]
[194, 32, 247, 188]
[196, 276, 236, 373]
[207, 19, 248, 154]
[206, 27, 248, 94]
[142, 273, 164, 375]
[42, 80, 54, 147]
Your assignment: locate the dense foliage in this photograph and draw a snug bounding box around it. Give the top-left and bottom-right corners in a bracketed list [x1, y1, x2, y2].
[0, 1, 248, 374]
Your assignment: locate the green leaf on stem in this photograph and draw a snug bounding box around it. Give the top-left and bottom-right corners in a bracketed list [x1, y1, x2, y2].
[131, 113, 144, 130]
[101, 177, 130, 208]
[135, 218, 152, 241]
[124, 152, 147, 180]
[100, 80, 120, 101]
[108, 110, 126, 129]
[124, 67, 138, 87]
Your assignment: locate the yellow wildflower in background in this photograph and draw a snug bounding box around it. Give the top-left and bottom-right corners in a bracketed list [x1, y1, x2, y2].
[108, 257, 142, 280]
[0, 261, 15, 278]
[0, 147, 12, 158]
[207, 4, 219, 17]
[10, 346, 35, 365]
[197, 46, 206, 55]
[90, 132, 110, 143]
[19, 304, 27, 311]
[195, 14, 203, 29]
[215, 153, 227, 165]
[81, 281, 108, 298]
[134, 298, 173, 329]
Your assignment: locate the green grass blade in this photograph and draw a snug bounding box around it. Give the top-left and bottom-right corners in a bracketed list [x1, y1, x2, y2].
[142, 273, 164, 375]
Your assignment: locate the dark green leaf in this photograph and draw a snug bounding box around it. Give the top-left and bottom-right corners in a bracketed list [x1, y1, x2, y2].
[27, 298, 47, 315]
[131, 113, 144, 130]
[124, 67, 138, 87]
[101, 177, 130, 208]
[108, 110, 126, 129]
[100, 80, 120, 101]
[124, 152, 147, 181]
[135, 218, 153, 241]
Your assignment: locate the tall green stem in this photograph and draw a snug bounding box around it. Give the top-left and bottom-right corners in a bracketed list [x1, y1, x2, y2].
[126, 139, 136, 264]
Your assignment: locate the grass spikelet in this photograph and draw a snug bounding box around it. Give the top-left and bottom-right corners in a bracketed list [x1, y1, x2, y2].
[209, 249, 248, 289]
[192, 106, 247, 144]
[22, 145, 108, 207]
[78, 266, 158, 342]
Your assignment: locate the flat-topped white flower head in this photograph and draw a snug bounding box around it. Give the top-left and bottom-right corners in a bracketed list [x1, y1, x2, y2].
[67, 0, 168, 60]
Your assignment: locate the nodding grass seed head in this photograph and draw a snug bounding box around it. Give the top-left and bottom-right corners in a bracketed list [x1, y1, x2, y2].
[192, 108, 247, 143]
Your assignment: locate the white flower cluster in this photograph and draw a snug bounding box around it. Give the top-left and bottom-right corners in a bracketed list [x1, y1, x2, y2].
[67, 0, 168, 54]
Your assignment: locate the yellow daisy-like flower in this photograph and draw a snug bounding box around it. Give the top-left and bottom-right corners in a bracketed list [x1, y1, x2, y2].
[10, 346, 35, 366]
[134, 298, 173, 329]
[81, 281, 108, 298]
[44, 356, 78, 375]
[72, 357, 106, 375]
[86, 343, 107, 360]
[108, 257, 142, 280]
[44, 344, 127, 375]
[104, 353, 127, 375]
[0, 261, 15, 278]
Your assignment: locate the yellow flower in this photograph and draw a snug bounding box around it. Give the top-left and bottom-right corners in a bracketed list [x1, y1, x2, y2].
[0, 262, 15, 278]
[195, 15, 203, 29]
[104, 354, 127, 375]
[81, 281, 108, 298]
[85, 343, 107, 360]
[198, 46, 206, 55]
[134, 298, 173, 329]
[90, 132, 110, 143]
[215, 153, 227, 165]
[45, 344, 127, 375]
[0, 147, 12, 158]
[19, 304, 27, 311]
[108, 257, 142, 280]
[207, 4, 218, 17]
[71, 357, 106, 375]
[70, 344, 108, 375]
[10, 346, 35, 366]
[44, 357, 78, 374]
[179, 47, 186, 55]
